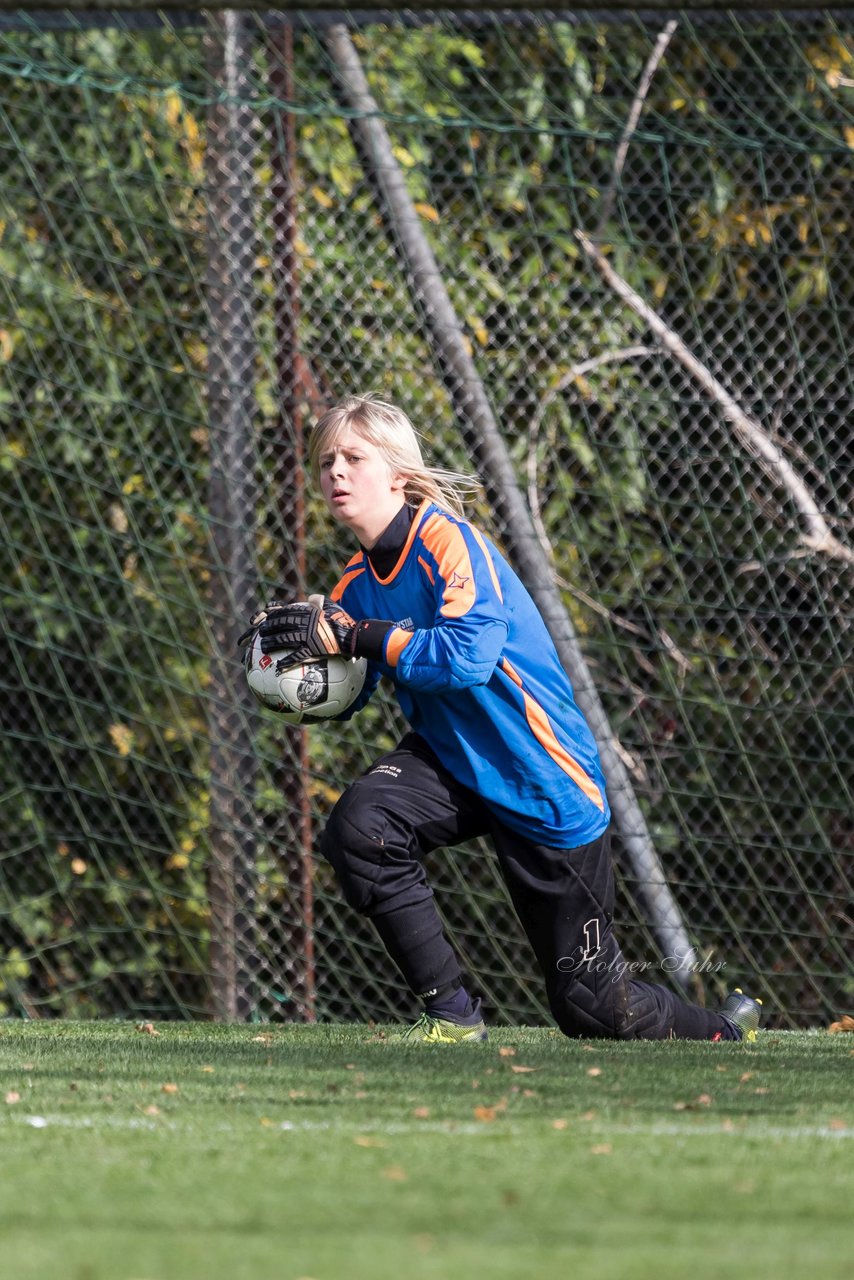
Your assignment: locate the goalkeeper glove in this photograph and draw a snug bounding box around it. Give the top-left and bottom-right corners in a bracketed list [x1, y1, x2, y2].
[239, 594, 395, 662]
[309, 595, 397, 662]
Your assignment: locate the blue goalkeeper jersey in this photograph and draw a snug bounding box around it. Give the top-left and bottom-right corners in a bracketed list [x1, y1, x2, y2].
[330, 500, 610, 849]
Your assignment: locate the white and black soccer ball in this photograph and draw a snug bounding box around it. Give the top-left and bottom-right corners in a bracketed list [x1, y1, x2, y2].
[244, 631, 367, 724]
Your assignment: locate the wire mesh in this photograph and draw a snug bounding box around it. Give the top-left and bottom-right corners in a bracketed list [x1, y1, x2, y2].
[0, 8, 851, 1027]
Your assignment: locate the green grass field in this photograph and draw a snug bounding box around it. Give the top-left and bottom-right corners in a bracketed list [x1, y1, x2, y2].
[0, 1022, 851, 1280]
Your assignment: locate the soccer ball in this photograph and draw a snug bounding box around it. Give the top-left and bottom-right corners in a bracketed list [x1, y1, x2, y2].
[243, 631, 367, 724]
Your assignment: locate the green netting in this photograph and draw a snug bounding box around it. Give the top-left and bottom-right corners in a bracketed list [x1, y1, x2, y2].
[1, 8, 852, 1027]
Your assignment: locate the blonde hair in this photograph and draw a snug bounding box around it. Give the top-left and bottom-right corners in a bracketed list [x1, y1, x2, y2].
[308, 393, 481, 520]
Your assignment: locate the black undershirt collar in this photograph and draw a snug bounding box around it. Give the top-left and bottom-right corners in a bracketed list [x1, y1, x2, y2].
[361, 503, 417, 579]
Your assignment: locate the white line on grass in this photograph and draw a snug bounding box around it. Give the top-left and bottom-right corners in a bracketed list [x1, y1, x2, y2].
[5, 1113, 851, 1140]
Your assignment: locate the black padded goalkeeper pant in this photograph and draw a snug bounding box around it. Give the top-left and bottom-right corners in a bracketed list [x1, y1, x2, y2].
[320, 732, 732, 1040]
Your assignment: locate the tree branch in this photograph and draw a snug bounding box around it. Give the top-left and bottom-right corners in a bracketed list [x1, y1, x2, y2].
[575, 230, 854, 570]
[597, 18, 679, 234]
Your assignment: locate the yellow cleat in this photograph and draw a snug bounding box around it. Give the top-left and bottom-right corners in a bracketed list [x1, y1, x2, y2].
[400, 1000, 488, 1044]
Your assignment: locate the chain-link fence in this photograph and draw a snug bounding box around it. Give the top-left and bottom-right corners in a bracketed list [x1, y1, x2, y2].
[1, 7, 852, 1027]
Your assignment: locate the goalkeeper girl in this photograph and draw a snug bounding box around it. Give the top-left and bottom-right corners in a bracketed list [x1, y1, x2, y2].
[248, 394, 760, 1043]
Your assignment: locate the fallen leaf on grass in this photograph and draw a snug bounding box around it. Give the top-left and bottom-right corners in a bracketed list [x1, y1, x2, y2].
[201, 1066, 215, 1074]
[510, 1065, 537, 1074]
[590, 1143, 612, 1155]
[143, 1105, 160, 1117]
[5, 1091, 20, 1105]
[252, 1034, 273, 1045]
[586, 1067, 602, 1077]
[552, 1118, 569, 1130]
[136, 1023, 160, 1037]
[474, 1105, 498, 1123]
[381, 1164, 407, 1182]
[354, 1135, 386, 1148]
[412, 1106, 430, 1119]
[160, 1083, 179, 1095]
[473, 1097, 509, 1122]
[498, 1046, 516, 1057]
[828, 1118, 848, 1131]
[828, 1015, 854, 1034]
[674, 1094, 713, 1112]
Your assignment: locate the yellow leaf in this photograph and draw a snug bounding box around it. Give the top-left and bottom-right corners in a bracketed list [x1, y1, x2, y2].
[161, 1083, 179, 1095]
[414, 202, 440, 223]
[166, 853, 190, 871]
[109, 723, 135, 757]
[122, 473, 144, 496]
[163, 89, 182, 129]
[70, 858, 87, 876]
[0, 329, 14, 362]
[311, 186, 334, 209]
[844, 126, 854, 150]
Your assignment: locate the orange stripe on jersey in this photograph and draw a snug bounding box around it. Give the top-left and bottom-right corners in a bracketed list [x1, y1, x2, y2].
[385, 627, 414, 667]
[468, 525, 503, 603]
[419, 512, 478, 619]
[417, 555, 435, 585]
[501, 660, 605, 811]
[330, 556, 366, 602]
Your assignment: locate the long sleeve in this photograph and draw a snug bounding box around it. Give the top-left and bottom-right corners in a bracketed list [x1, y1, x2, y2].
[382, 512, 508, 692]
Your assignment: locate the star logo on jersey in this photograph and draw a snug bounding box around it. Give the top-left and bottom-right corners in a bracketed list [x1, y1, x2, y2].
[447, 571, 470, 591]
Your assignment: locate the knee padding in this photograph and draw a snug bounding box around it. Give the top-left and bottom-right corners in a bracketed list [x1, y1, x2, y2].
[320, 796, 387, 914]
[549, 938, 664, 1040]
